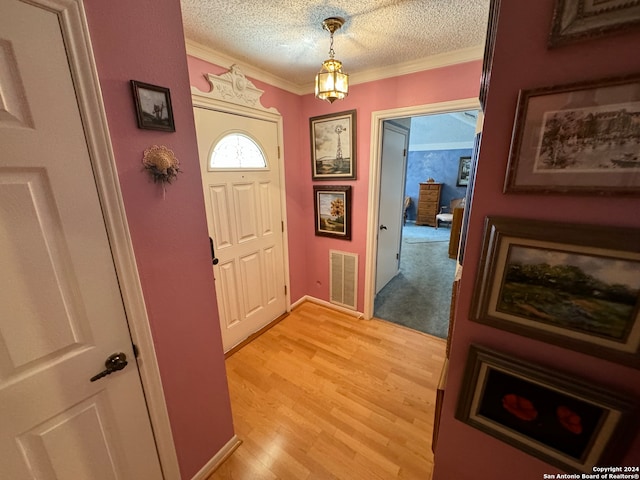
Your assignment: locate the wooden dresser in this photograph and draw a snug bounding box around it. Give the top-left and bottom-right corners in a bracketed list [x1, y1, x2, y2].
[415, 182, 442, 227]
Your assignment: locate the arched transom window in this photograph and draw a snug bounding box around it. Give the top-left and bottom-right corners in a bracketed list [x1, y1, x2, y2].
[209, 133, 267, 169]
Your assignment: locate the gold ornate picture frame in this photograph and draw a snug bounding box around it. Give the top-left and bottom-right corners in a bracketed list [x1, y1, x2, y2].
[549, 0, 640, 47]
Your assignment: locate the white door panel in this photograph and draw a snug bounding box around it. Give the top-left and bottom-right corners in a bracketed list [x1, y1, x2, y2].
[194, 107, 287, 351]
[0, 1, 162, 478]
[375, 122, 409, 294]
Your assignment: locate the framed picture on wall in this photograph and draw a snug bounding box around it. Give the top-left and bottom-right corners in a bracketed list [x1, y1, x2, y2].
[456, 345, 636, 473]
[313, 185, 352, 240]
[504, 74, 640, 195]
[457, 156, 471, 186]
[310, 110, 357, 180]
[471, 216, 640, 368]
[131, 80, 175, 132]
[549, 0, 640, 47]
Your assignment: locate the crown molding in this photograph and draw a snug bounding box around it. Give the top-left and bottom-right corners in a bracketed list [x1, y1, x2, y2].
[185, 39, 484, 96]
[185, 39, 306, 95]
[300, 44, 485, 93]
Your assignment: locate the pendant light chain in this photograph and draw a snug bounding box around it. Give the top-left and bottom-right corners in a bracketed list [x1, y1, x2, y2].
[328, 30, 335, 59]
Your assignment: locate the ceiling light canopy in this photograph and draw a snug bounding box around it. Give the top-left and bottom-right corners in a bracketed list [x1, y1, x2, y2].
[315, 17, 349, 103]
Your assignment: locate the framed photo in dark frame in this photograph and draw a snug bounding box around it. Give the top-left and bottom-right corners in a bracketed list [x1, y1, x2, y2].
[456, 345, 636, 473]
[131, 80, 175, 132]
[310, 110, 356, 180]
[313, 185, 352, 240]
[457, 156, 471, 186]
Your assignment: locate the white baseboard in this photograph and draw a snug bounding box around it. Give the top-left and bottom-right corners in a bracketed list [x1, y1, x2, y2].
[292, 295, 364, 319]
[190, 435, 242, 480]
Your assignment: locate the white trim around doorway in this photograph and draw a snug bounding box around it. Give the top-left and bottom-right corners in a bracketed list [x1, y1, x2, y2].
[364, 98, 481, 320]
[62, 1, 180, 478]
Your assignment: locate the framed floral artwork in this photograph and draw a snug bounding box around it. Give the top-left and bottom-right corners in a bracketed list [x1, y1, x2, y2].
[313, 185, 352, 240]
[456, 345, 636, 473]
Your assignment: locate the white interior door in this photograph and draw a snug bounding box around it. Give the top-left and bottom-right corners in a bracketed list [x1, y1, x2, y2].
[375, 121, 409, 294]
[0, 1, 163, 478]
[194, 107, 287, 352]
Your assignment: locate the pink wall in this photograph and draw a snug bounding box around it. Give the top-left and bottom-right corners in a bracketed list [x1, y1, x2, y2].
[188, 57, 482, 310]
[433, 1, 640, 478]
[83, 1, 234, 478]
[298, 62, 482, 310]
[88, 0, 640, 475]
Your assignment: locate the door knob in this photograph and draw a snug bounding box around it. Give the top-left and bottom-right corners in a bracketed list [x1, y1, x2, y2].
[209, 237, 219, 265]
[90, 352, 128, 382]
[379, 225, 387, 230]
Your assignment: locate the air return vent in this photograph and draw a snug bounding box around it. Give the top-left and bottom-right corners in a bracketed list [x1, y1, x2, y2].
[329, 250, 358, 310]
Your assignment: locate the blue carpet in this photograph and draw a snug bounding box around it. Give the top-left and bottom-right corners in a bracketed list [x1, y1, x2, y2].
[374, 223, 456, 338]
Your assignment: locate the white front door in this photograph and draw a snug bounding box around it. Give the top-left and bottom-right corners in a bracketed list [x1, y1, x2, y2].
[194, 107, 287, 352]
[375, 121, 409, 294]
[0, 1, 163, 478]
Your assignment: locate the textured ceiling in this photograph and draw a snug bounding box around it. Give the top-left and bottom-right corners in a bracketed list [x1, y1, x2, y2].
[180, 0, 490, 88]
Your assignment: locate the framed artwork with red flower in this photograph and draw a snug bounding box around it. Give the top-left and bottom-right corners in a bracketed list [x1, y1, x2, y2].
[456, 345, 636, 473]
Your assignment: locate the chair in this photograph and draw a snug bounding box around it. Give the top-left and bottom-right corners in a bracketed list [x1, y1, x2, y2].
[403, 196, 412, 225]
[435, 197, 465, 229]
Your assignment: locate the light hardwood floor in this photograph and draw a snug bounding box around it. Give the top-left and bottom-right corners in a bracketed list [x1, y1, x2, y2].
[208, 301, 446, 480]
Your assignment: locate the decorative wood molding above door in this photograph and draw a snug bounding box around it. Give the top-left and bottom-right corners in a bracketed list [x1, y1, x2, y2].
[192, 65, 278, 114]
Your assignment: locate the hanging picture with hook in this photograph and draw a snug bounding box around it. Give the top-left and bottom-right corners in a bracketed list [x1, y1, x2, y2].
[310, 110, 357, 180]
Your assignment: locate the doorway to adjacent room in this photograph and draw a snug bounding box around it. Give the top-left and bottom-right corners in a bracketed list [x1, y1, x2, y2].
[366, 102, 480, 339]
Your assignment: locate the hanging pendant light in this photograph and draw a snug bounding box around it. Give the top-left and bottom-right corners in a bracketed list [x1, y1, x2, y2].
[315, 17, 349, 103]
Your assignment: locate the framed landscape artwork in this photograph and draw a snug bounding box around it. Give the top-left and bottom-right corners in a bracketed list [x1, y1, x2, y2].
[310, 110, 356, 180]
[131, 80, 175, 132]
[313, 185, 352, 240]
[504, 74, 640, 195]
[549, 0, 640, 47]
[471, 216, 640, 368]
[456, 345, 636, 473]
